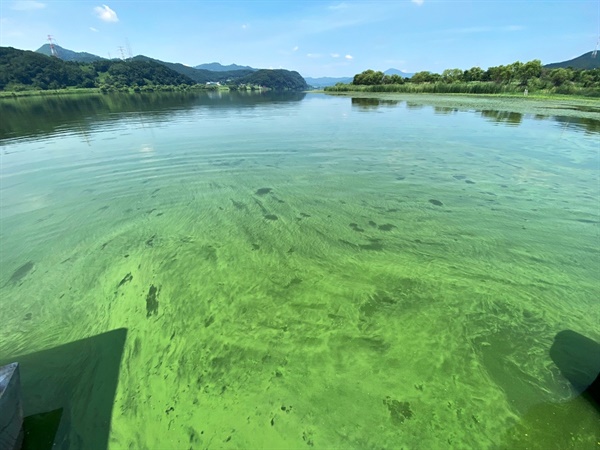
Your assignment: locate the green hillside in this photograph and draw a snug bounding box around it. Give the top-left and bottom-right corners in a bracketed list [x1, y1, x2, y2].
[544, 51, 600, 70]
[1, 47, 94, 90]
[132, 55, 254, 84]
[0, 47, 194, 91]
[2, 46, 309, 92]
[36, 44, 105, 63]
[239, 69, 308, 90]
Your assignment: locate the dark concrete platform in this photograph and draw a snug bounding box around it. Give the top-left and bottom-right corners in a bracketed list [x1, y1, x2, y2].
[0, 362, 23, 450]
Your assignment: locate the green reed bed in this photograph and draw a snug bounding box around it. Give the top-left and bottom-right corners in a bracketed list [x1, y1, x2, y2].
[325, 82, 600, 97]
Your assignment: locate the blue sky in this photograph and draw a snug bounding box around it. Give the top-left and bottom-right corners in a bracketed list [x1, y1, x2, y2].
[1, 0, 598, 77]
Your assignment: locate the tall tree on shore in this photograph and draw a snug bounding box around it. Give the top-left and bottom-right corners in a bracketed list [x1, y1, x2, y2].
[353, 70, 385, 85]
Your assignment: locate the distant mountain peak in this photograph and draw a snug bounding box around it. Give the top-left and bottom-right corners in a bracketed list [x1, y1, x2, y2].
[35, 44, 105, 63]
[384, 68, 414, 77]
[304, 76, 353, 87]
[194, 62, 257, 72]
[544, 51, 600, 70]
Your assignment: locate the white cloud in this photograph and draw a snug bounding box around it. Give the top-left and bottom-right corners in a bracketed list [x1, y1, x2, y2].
[94, 4, 118, 23]
[90, 27, 99, 32]
[345, 54, 353, 60]
[330, 53, 340, 58]
[307, 53, 322, 58]
[411, 0, 424, 5]
[11, 1, 45, 11]
[241, 24, 249, 30]
[293, 46, 299, 51]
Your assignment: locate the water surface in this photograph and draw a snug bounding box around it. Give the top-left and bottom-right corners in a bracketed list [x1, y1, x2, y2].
[1, 91, 599, 449]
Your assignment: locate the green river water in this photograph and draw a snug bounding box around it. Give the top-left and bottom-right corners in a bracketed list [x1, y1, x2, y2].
[0, 91, 598, 449]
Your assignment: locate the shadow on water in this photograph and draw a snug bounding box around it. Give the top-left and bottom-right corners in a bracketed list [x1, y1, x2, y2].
[553, 105, 600, 114]
[0, 91, 305, 142]
[0, 328, 127, 450]
[350, 97, 401, 110]
[550, 330, 600, 407]
[433, 106, 458, 115]
[500, 330, 600, 449]
[550, 115, 600, 135]
[480, 109, 523, 126]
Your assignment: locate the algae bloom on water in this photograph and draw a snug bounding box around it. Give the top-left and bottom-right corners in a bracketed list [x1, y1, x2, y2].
[0, 92, 598, 449]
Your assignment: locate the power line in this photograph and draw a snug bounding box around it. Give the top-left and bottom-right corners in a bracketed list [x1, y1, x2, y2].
[47, 35, 58, 58]
[594, 0, 600, 57]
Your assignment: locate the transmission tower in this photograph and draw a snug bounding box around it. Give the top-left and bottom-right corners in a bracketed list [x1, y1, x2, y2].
[125, 38, 133, 59]
[47, 35, 58, 58]
[594, 0, 599, 57]
[118, 46, 126, 60]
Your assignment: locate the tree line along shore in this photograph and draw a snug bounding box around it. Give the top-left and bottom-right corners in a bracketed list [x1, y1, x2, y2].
[324, 60, 600, 97]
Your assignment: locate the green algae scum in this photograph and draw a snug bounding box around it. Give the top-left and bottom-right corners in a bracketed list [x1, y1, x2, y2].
[0, 91, 599, 449]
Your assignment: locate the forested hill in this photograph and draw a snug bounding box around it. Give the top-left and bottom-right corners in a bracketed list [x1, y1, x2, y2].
[132, 55, 255, 84]
[36, 44, 105, 63]
[0, 47, 194, 91]
[239, 69, 308, 91]
[132, 56, 305, 88]
[0, 47, 309, 92]
[544, 51, 600, 70]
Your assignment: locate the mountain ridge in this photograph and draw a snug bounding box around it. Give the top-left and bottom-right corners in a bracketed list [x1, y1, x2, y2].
[3, 46, 308, 91]
[384, 68, 414, 77]
[544, 51, 600, 70]
[132, 55, 255, 84]
[194, 62, 257, 72]
[239, 69, 307, 90]
[31, 44, 600, 86]
[304, 76, 353, 87]
[33, 43, 415, 83]
[33, 44, 304, 88]
[306, 70, 414, 87]
[36, 44, 105, 63]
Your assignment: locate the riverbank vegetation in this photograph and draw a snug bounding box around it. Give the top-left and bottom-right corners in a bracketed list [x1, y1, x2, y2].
[325, 60, 600, 97]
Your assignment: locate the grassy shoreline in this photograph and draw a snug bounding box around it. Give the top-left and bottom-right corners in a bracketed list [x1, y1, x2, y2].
[0, 87, 101, 98]
[3, 84, 598, 100]
[311, 88, 599, 101]
[0, 85, 301, 100]
[323, 79, 600, 97]
[0, 85, 231, 99]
